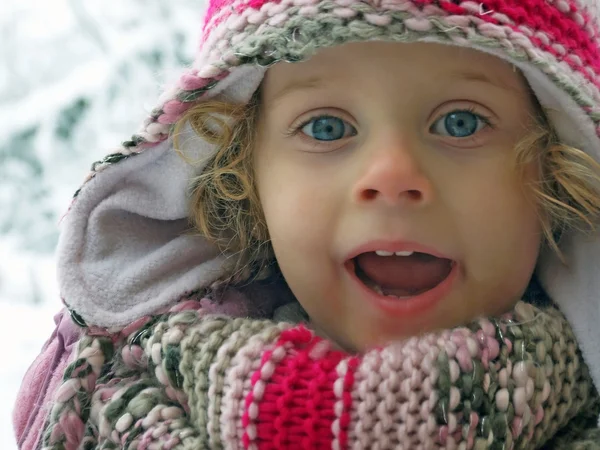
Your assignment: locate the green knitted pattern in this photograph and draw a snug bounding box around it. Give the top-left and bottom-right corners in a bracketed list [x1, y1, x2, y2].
[41, 301, 599, 449]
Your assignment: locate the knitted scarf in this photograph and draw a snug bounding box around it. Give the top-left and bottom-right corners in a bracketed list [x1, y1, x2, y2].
[41, 300, 600, 450]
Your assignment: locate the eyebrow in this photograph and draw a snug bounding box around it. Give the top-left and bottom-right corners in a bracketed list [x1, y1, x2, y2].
[268, 69, 523, 105]
[448, 70, 523, 95]
[269, 77, 327, 105]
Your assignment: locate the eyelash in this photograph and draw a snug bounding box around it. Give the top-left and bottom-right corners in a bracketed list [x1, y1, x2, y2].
[447, 106, 493, 127]
[433, 106, 496, 144]
[285, 107, 496, 144]
[282, 114, 352, 152]
[285, 115, 351, 137]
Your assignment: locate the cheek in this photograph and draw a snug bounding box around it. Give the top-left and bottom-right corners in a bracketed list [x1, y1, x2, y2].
[447, 154, 539, 235]
[256, 152, 338, 248]
[260, 181, 340, 324]
[449, 162, 542, 291]
[255, 156, 344, 308]
[260, 180, 322, 244]
[257, 175, 323, 295]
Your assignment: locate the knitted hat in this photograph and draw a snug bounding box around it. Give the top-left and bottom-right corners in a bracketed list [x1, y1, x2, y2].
[57, 0, 600, 401]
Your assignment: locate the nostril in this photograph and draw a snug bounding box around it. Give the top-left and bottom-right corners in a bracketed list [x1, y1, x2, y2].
[362, 189, 378, 201]
[407, 190, 422, 201]
[359, 188, 424, 202]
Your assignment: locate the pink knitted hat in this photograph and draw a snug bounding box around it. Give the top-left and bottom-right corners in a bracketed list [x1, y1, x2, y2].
[57, 0, 600, 400]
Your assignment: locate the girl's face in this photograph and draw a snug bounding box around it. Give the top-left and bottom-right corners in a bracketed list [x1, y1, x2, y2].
[254, 42, 542, 351]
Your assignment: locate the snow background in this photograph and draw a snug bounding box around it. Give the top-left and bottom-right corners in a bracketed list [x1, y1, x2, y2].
[1, 1, 201, 447]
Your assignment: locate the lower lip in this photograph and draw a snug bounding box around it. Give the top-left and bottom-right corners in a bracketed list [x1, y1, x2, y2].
[345, 259, 459, 318]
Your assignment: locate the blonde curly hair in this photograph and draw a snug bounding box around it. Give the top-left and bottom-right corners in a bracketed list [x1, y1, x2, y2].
[174, 91, 271, 282]
[174, 90, 600, 282]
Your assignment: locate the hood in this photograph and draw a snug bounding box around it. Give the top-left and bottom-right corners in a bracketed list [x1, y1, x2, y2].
[56, 0, 600, 397]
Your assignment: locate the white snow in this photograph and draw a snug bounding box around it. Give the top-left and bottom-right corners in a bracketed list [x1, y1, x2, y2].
[1, 0, 201, 447]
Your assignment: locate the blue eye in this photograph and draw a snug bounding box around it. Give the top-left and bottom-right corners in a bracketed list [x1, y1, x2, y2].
[431, 110, 487, 138]
[301, 116, 355, 141]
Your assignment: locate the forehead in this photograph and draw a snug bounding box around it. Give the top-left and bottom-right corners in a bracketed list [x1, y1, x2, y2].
[262, 42, 527, 100]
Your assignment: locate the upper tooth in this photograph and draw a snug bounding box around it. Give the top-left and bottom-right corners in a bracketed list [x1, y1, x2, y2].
[374, 250, 414, 256]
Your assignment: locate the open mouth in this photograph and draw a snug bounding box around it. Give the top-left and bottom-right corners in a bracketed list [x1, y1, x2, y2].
[349, 251, 454, 298]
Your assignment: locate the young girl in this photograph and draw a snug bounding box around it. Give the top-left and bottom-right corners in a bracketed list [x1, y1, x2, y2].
[14, 1, 600, 449]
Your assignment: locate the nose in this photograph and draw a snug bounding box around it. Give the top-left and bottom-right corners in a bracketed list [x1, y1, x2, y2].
[351, 133, 434, 207]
